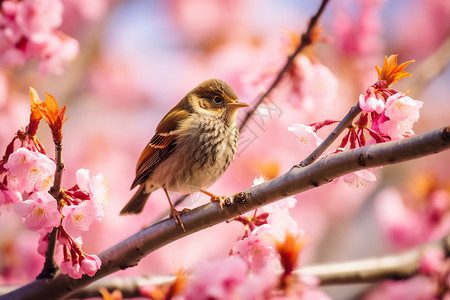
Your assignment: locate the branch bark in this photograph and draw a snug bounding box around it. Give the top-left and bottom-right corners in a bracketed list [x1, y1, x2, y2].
[298, 234, 450, 285]
[3, 126, 450, 300]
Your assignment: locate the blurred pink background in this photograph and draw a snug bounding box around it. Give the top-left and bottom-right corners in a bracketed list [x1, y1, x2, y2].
[1, 0, 449, 298]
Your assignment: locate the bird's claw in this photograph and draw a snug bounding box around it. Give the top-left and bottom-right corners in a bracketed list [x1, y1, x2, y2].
[170, 207, 186, 232]
[210, 195, 227, 208]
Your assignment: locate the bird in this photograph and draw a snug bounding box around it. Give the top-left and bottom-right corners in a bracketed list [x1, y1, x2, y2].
[120, 78, 249, 231]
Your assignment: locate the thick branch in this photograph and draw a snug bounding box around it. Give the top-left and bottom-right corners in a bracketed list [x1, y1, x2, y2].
[3, 233, 450, 298]
[3, 126, 450, 300]
[298, 235, 450, 285]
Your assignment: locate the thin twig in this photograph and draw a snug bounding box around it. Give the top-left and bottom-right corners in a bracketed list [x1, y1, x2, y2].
[298, 103, 362, 167]
[4, 126, 450, 300]
[239, 0, 330, 131]
[37, 141, 64, 279]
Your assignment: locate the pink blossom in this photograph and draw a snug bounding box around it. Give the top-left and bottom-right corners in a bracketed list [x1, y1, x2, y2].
[75, 168, 110, 219]
[359, 93, 385, 114]
[384, 93, 423, 122]
[80, 254, 101, 277]
[375, 188, 427, 248]
[288, 124, 323, 151]
[60, 259, 83, 279]
[341, 169, 377, 189]
[234, 262, 278, 299]
[4, 147, 56, 193]
[61, 199, 101, 238]
[379, 93, 423, 140]
[15, 0, 63, 43]
[14, 191, 61, 232]
[0, 184, 22, 205]
[265, 209, 300, 241]
[184, 256, 248, 300]
[420, 248, 445, 276]
[288, 56, 338, 111]
[233, 227, 277, 271]
[362, 276, 437, 300]
[36, 33, 79, 76]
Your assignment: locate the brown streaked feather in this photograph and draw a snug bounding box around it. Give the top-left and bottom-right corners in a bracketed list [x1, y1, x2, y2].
[131, 107, 191, 189]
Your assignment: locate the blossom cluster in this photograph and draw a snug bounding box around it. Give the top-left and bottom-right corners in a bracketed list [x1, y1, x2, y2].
[289, 55, 423, 189]
[138, 176, 330, 300]
[0, 0, 79, 75]
[0, 88, 108, 279]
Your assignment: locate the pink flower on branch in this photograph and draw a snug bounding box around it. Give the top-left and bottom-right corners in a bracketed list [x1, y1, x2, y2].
[59, 229, 102, 279]
[340, 169, 377, 189]
[3, 147, 56, 193]
[288, 124, 323, 151]
[0, 0, 79, 75]
[14, 191, 61, 232]
[184, 256, 248, 300]
[61, 200, 100, 238]
[359, 89, 385, 114]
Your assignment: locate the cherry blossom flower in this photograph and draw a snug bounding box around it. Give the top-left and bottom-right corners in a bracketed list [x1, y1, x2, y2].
[233, 227, 278, 271]
[0, 0, 79, 75]
[37, 33, 79, 76]
[14, 191, 60, 232]
[378, 93, 423, 140]
[359, 91, 385, 114]
[340, 169, 377, 189]
[183, 256, 248, 300]
[80, 254, 102, 277]
[0, 183, 22, 206]
[15, 0, 64, 43]
[288, 123, 323, 151]
[61, 199, 101, 238]
[4, 147, 56, 193]
[60, 259, 83, 279]
[75, 168, 110, 218]
[362, 276, 438, 300]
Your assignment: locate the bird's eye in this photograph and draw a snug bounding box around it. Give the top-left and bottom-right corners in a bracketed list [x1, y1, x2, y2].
[213, 96, 223, 104]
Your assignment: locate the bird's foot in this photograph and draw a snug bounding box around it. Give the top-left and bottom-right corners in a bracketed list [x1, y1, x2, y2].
[200, 189, 228, 208]
[170, 207, 186, 232]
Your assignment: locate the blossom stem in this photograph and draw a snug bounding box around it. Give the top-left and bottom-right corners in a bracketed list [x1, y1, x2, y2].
[297, 103, 362, 167]
[38, 141, 65, 279]
[239, 0, 330, 130]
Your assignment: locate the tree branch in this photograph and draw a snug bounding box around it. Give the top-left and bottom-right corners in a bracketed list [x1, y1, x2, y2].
[298, 234, 450, 285]
[37, 141, 64, 279]
[3, 126, 450, 299]
[239, 0, 330, 130]
[299, 103, 362, 167]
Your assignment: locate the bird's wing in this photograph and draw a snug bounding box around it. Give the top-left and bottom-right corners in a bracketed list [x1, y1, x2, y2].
[131, 109, 190, 189]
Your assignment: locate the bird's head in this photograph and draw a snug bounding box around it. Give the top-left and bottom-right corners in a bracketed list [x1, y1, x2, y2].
[189, 78, 248, 125]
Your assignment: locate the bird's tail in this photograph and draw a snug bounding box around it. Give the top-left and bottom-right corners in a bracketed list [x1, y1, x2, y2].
[120, 185, 151, 215]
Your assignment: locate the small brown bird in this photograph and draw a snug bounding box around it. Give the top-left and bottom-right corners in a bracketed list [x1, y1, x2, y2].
[120, 79, 248, 230]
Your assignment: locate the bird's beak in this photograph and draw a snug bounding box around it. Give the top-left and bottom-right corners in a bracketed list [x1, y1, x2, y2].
[226, 100, 249, 108]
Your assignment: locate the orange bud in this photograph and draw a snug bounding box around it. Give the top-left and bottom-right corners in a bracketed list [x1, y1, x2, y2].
[375, 54, 414, 87]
